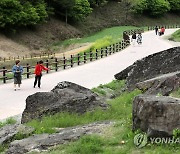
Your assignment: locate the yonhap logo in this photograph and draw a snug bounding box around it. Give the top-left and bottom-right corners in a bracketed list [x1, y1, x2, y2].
[134, 133, 180, 148]
[134, 133, 148, 148]
[150, 137, 180, 144]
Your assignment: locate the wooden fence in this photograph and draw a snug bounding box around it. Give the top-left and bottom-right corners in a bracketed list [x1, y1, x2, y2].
[0, 52, 56, 62]
[0, 28, 143, 83]
[147, 25, 180, 31]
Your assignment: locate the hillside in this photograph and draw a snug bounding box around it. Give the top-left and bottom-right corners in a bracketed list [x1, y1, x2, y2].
[0, 1, 180, 59]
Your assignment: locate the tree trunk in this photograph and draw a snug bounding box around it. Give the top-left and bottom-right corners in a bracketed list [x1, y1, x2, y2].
[65, 9, 67, 26]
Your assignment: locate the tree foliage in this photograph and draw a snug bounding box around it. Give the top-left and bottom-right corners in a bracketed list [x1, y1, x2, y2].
[147, 0, 170, 16]
[69, 0, 92, 21]
[167, 0, 180, 12]
[0, 0, 48, 28]
[133, 0, 171, 16]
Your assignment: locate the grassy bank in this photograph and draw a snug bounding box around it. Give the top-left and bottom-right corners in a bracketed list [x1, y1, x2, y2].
[169, 29, 180, 42]
[26, 80, 180, 154]
[51, 26, 139, 51]
[1, 80, 180, 153]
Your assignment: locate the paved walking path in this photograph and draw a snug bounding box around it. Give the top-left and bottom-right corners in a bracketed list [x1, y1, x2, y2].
[0, 29, 179, 120]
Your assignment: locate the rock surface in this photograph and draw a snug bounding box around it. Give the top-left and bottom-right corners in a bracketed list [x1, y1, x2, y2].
[0, 124, 34, 144]
[7, 121, 114, 154]
[133, 94, 180, 137]
[115, 47, 180, 89]
[21, 81, 108, 123]
[136, 71, 180, 96]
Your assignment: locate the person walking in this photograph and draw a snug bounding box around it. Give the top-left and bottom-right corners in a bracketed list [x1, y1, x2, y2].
[155, 26, 158, 35]
[161, 26, 165, 35]
[131, 33, 137, 46]
[137, 33, 142, 45]
[12, 60, 23, 91]
[34, 60, 49, 88]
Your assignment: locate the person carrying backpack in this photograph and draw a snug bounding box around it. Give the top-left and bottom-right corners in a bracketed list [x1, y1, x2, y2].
[12, 60, 23, 91]
[34, 60, 49, 88]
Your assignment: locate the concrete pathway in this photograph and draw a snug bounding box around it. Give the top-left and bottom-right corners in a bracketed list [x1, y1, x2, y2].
[0, 29, 179, 120]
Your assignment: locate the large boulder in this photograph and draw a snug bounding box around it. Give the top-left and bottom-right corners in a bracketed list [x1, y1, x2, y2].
[0, 124, 34, 145]
[21, 81, 108, 123]
[136, 71, 180, 96]
[7, 121, 114, 154]
[115, 47, 180, 89]
[133, 95, 180, 137]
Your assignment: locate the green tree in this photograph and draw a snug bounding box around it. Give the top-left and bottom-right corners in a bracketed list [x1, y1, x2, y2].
[0, 0, 48, 28]
[69, 0, 92, 21]
[133, 0, 170, 16]
[147, 0, 170, 16]
[133, 0, 148, 14]
[168, 0, 180, 12]
[51, 0, 75, 25]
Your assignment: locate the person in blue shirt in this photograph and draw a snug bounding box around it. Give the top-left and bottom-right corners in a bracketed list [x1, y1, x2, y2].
[12, 60, 23, 91]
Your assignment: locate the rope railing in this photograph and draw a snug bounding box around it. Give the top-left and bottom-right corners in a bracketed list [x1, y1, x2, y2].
[0, 28, 143, 83]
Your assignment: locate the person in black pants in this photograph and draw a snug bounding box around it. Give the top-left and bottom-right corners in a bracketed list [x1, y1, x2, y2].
[34, 60, 49, 88]
[155, 26, 158, 35]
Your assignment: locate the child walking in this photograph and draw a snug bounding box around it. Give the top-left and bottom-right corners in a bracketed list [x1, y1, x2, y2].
[34, 60, 49, 88]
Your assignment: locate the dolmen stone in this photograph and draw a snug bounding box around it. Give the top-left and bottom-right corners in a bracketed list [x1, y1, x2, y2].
[133, 94, 180, 137]
[21, 81, 108, 123]
[0, 124, 34, 145]
[136, 71, 180, 96]
[115, 46, 180, 89]
[7, 121, 114, 154]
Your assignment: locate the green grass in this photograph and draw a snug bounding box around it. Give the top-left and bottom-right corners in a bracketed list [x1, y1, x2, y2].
[92, 80, 126, 97]
[33, 89, 180, 154]
[26, 79, 139, 134]
[170, 88, 180, 98]
[52, 26, 139, 48]
[0, 117, 16, 128]
[169, 29, 180, 42]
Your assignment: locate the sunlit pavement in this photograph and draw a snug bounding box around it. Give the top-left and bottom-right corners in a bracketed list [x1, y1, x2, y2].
[0, 29, 179, 120]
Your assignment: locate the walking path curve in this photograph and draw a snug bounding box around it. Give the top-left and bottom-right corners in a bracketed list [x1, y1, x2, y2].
[0, 29, 179, 120]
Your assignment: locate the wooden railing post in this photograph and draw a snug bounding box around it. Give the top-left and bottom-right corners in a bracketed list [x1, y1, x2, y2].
[46, 60, 49, 73]
[105, 47, 108, 56]
[26, 64, 30, 78]
[3, 67, 6, 83]
[109, 45, 112, 55]
[55, 58, 58, 71]
[101, 48, 103, 58]
[70, 55, 73, 67]
[84, 52, 86, 63]
[95, 49, 98, 60]
[77, 54, 80, 65]
[113, 44, 115, 53]
[90, 51, 93, 61]
[63, 56, 66, 69]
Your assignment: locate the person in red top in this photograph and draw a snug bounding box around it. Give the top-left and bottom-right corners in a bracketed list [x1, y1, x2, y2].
[34, 60, 49, 88]
[161, 27, 165, 35]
